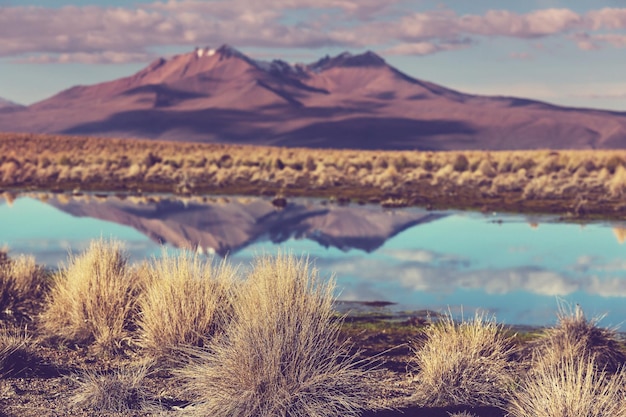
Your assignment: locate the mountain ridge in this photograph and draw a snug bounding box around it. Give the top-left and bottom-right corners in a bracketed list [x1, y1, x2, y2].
[2, 44, 626, 150]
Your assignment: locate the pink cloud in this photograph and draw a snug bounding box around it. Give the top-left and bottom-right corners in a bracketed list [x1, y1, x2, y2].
[13, 51, 155, 64]
[509, 52, 533, 60]
[1, 2, 626, 63]
[383, 40, 471, 56]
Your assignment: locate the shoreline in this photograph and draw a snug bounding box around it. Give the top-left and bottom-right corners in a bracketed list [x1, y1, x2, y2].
[3, 133, 626, 220]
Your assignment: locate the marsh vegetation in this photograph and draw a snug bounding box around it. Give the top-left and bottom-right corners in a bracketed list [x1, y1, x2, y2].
[3, 133, 626, 218]
[1, 241, 625, 416]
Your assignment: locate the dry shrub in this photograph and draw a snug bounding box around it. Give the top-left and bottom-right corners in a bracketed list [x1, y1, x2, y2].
[137, 252, 236, 360]
[448, 412, 477, 417]
[410, 312, 517, 408]
[40, 239, 142, 353]
[508, 354, 626, 417]
[608, 164, 626, 196]
[530, 303, 625, 372]
[0, 254, 47, 322]
[0, 326, 37, 377]
[71, 364, 152, 412]
[179, 253, 372, 417]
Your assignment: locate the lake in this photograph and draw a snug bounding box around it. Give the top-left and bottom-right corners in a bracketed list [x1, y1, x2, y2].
[2, 192, 626, 329]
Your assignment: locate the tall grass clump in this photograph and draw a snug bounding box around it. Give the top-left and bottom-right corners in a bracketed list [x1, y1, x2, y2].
[179, 253, 372, 417]
[530, 303, 625, 372]
[508, 354, 626, 417]
[410, 312, 517, 408]
[0, 254, 47, 322]
[71, 364, 152, 412]
[0, 326, 37, 378]
[136, 251, 236, 360]
[40, 239, 141, 353]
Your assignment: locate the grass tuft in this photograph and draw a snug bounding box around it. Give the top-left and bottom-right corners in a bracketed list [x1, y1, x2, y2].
[0, 326, 38, 378]
[40, 239, 142, 354]
[508, 354, 626, 417]
[179, 253, 372, 417]
[71, 364, 152, 412]
[0, 254, 47, 322]
[530, 302, 625, 372]
[410, 312, 517, 408]
[448, 412, 477, 417]
[136, 251, 237, 361]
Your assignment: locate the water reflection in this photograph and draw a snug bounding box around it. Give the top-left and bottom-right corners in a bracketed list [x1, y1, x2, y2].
[44, 194, 445, 256]
[1, 192, 626, 328]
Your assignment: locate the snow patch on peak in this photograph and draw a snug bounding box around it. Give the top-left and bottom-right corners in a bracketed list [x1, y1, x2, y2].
[195, 47, 216, 58]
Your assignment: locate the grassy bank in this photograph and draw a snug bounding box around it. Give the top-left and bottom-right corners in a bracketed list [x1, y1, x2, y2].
[3, 133, 626, 219]
[1, 242, 626, 416]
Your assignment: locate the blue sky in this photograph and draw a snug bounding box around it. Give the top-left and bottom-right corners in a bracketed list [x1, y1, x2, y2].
[2, 0, 626, 110]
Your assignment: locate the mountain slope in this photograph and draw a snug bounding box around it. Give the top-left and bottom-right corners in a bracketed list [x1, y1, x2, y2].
[0, 97, 25, 113]
[48, 196, 444, 256]
[2, 45, 626, 150]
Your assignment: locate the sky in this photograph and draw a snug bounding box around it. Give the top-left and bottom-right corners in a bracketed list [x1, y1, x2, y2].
[2, 0, 626, 111]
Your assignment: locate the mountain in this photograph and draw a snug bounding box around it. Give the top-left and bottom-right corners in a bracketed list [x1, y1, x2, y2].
[0, 97, 25, 113]
[2, 44, 626, 150]
[47, 195, 445, 256]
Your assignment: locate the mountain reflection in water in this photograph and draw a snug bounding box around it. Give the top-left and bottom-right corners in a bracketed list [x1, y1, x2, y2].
[46, 195, 445, 256]
[2, 192, 626, 329]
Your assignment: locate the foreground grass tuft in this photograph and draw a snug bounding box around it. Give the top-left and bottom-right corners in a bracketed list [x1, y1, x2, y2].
[71, 364, 152, 412]
[0, 326, 38, 377]
[0, 254, 47, 322]
[179, 253, 372, 417]
[508, 354, 626, 417]
[410, 312, 517, 408]
[40, 239, 142, 354]
[531, 303, 625, 372]
[137, 251, 236, 361]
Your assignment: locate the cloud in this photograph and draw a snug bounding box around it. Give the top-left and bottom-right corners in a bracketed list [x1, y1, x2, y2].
[3, 3, 626, 63]
[509, 52, 533, 60]
[13, 51, 155, 64]
[325, 251, 626, 299]
[383, 40, 472, 56]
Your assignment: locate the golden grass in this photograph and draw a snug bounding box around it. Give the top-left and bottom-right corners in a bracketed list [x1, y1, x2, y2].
[0, 254, 47, 322]
[39, 239, 142, 354]
[410, 312, 518, 408]
[4, 133, 626, 216]
[530, 303, 625, 372]
[71, 364, 152, 412]
[178, 253, 373, 417]
[0, 326, 37, 378]
[508, 354, 626, 417]
[136, 251, 237, 361]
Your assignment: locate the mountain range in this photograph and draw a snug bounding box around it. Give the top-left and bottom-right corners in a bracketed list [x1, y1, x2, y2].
[47, 196, 445, 256]
[2, 44, 626, 150]
[0, 97, 25, 112]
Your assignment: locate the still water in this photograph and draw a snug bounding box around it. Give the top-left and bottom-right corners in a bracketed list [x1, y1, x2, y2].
[2, 192, 626, 329]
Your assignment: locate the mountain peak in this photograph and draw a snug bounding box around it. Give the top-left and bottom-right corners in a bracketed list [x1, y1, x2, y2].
[0, 97, 25, 111]
[308, 50, 386, 72]
[215, 44, 249, 60]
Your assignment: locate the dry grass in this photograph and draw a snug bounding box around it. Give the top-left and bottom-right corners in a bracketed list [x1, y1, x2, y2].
[508, 354, 626, 417]
[136, 251, 237, 361]
[179, 253, 373, 417]
[0, 326, 37, 378]
[0, 254, 47, 322]
[409, 312, 517, 408]
[530, 302, 625, 372]
[4, 133, 626, 216]
[39, 239, 142, 354]
[71, 364, 152, 413]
